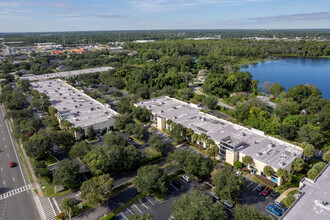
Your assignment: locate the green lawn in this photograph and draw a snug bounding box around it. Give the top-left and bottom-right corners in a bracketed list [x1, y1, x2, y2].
[38, 177, 71, 197]
[44, 154, 58, 166]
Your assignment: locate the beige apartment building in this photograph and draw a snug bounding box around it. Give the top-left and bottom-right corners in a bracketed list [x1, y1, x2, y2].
[136, 96, 303, 186]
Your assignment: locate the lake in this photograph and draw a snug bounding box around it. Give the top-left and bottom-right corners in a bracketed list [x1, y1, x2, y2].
[243, 57, 330, 99]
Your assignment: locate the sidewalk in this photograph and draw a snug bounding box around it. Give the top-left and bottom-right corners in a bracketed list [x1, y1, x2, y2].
[276, 187, 299, 202]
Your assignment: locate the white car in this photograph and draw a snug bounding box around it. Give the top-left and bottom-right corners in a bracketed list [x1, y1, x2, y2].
[182, 175, 191, 182]
[222, 199, 234, 208]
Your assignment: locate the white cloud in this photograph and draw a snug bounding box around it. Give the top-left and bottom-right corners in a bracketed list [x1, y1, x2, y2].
[128, 0, 267, 12]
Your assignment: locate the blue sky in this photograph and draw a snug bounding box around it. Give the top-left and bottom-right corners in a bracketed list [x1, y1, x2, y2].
[0, 0, 330, 32]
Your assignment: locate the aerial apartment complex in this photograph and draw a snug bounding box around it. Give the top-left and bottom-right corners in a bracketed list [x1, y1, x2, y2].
[136, 96, 303, 185]
[31, 79, 118, 138]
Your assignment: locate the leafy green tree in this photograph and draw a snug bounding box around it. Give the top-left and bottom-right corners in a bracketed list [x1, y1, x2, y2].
[202, 96, 218, 110]
[20, 80, 31, 93]
[178, 88, 194, 101]
[133, 165, 168, 195]
[87, 125, 96, 140]
[114, 114, 132, 130]
[132, 106, 151, 123]
[233, 205, 273, 220]
[104, 132, 127, 147]
[269, 83, 285, 97]
[117, 96, 135, 114]
[24, 129, 52, 160]
[307, 168, 319, 179]
[81, 174, 113, 205]
[98, 84, 109, 93]
[112, 91, 123, 98]
[30, 90, 51, 112]
[69, 141, 92, 159]
[292, 157, 305, 172]
[313, 162, 327, 173]
[112, 78, 125, 89]
[323, 150, 330, 162]
[298, 126, 324, 148]
[263, 165, 274, 177]
[49, 130, 75, 149]
[53, 159, 80, 188]
[170, 123, 186, 144]
[300, 142, 315, 159]
[234, 161, 243, 169]
[34, 161, 50, 177]
[281, 194, 296, 208]
[171, 190, 227, 220]
[242, 156, 253, 168]
[212, 166, 246, 202]
[167, 149, 213, 178]
[148, 134, 166, 154]
[83, 147, 110, 176]
[275, 99, 299, 120]
[235, 98, 267, 122]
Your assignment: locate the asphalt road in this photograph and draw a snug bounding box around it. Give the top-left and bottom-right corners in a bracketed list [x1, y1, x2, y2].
[0, 104, 41, 220]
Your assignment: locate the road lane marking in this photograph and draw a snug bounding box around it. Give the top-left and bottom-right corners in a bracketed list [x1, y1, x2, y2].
[1, 168, 2, 172]
[2, 137, 5, 140]
[253, 185, 260, 191]
[7, 154, 9, 158]
[0, 185, 31, 200]
[52, 198, 60, 213]
[1, 130, 3, 133]
[48, 198, 56, 217]
[127, 207, 134, 214]
[170, 183, 179, 191]
[1, 108, 28, 187]
[247, 182, 254, 187]
[5, 145, 7, 148]
[2, 181, 5, 185]
[13, 177, 15, 182]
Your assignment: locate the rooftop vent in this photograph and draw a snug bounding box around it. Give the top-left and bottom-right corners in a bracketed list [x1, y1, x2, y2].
[203, 117, 206, 121]
[160, 110, 164, 113]
[254, 140, 259, 144]
[148, 105, 152, 108]
[278, 161, 286, 167]
[174, 116, 177, 119]
[256, 152, 262, 157]
[171, 106, 176, 110]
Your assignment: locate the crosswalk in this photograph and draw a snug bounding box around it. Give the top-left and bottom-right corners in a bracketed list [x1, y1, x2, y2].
[38, 196, 56, 220]
[0, 185, 31, 200]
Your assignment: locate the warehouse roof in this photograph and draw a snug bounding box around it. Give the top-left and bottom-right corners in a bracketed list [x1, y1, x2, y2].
[136, 96, 302, 169]
[31, 79, 118, 128]
[21, 66, 113, 81]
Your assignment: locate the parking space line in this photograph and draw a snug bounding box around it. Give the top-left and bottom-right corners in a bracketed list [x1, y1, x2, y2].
[120, 212, 128, 220]
[146, 197, 155, 206]
[127, 207, 134, 215]
[247, 182, 254, 187]
[170, 183, 179, 191]
[139, 200, 149, 209]
[253, 185, 259, 191]
[177, 178, 189, 186]
[133, 204, 142, 213]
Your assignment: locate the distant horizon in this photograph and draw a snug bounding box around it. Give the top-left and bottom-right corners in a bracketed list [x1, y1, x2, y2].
[1, 0, 329, 32]
[1, 28, 330, 34]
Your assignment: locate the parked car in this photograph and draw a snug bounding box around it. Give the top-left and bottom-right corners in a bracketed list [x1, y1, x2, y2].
[257, 185, 265, 192]
[262, 187, 272, 196]
[235, 171, 242, 176]
[275, 201, 287, 212]
[209, 191, 219, 200]
[269, 190, 278, 198]
[182, 175, 191, 182]
[9, 161, 15, 168]
[267, 205, 282, 216]
[221, 199, 234, 208]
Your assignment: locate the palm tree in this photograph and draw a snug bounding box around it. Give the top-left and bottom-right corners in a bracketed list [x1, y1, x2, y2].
[263, 165, 274, 177]
[205, 138, 215, 148]
[60, 198, 75, 220]
[200, 133, 208, 147]
[186, 128, 194, 141]
[242, 155, 253, 169]
[191, 133, 199, 143]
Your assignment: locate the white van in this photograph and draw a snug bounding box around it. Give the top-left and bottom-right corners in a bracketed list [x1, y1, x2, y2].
[182, 175, 191, 182]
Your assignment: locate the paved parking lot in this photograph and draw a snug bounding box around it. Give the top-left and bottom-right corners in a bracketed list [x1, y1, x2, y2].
[239, 178, 280, 219]
[115, 177, 200, 220]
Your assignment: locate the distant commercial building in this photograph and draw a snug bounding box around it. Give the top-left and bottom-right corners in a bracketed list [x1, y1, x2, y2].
[36, 43, 62, 50]
[109, 47, 124, 53]
[134, 40, 155, 43]
[70, 48, 87, 54]
[31, 79, 118, 138]
[282, 164, 330, 220]
[136, 97, 303, 185]
[20, 66, 114, 81]
[3, 47, 15, 56]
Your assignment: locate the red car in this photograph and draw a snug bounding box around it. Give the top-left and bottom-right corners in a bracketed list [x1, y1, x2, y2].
[9, 161, 15, 168]
[262, 187, 272, 196]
